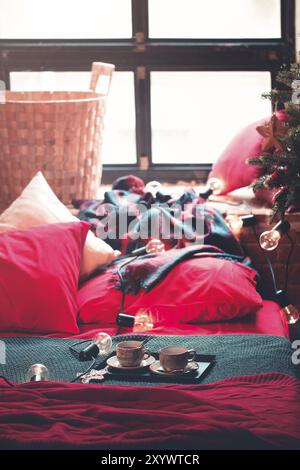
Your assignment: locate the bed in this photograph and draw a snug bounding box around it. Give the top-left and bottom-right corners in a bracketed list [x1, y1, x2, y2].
[0, 301, 299, 450]
[0, 181, 299, 450]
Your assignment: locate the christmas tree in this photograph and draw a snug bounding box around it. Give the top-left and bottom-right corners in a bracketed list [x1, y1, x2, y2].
[248, 62, 300, 220]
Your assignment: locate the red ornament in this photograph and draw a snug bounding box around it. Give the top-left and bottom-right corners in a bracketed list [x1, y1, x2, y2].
[270, 167, 287, 180]
[271, 170, 279, 180]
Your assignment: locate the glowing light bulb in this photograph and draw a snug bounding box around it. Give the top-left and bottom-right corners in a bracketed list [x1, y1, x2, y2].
[116, 309, 156, 332]
[259, 220, 290, 251]
[26, 364, 49, 382]
[200, 177, 224, 199]
[145, 239, 165, 254]
[131, 239, 165, 257]
[79, 332, 112, 360]
[226, 215, 243, 237]
[283, 304, 300, 325]
[93, 332, 112, 355]
[145, 181, 162, 196]
[275, 290, 299, 325]
[133, 309, 154, 333]
[207, 177, 224, 196]
[259, 229, 281, 251]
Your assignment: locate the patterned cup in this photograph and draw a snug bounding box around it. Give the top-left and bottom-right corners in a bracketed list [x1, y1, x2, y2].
[116, 341, 150, 367]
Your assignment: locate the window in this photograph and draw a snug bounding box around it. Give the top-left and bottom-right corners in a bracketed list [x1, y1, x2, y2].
[149, 0, 282, 39]
[151, 71, 271, 164]
[0, 0, 132, 39]
[0, 0, 295, 183]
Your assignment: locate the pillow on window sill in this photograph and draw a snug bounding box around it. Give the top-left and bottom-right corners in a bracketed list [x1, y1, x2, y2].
[0, 221, 89, 334]
[0, 172, 118, 278]
[208, 110, 288, 195]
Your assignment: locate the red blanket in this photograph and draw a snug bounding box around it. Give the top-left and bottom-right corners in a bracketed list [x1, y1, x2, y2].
[1, 373, 299, 450]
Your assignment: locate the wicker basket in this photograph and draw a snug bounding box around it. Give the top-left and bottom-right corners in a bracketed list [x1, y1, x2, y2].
[0, 62, 115, 208]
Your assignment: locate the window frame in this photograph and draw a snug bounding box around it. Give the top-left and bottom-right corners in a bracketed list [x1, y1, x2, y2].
[0, 0, 295, 183]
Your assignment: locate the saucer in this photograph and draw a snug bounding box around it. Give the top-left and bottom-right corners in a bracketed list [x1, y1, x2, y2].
[107, 355, 156, 370]
[149, 361, 199, 376]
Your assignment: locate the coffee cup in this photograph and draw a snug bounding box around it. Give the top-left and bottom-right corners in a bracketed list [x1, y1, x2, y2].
[116, 341, 151, 367]
[159, 347, 196, 372]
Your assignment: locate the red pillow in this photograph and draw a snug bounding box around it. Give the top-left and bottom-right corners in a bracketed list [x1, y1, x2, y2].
[0, 221, 90, 333]
[78, 256, 262, 325]
[208, 110, 288, 194]
[77, 265, 131, 326]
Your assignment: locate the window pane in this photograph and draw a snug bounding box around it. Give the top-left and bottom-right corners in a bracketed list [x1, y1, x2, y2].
[151, 72, 271, 164]
[10, 71, 136, 165]
[101, 72, 136, 164]
[0, 0, 132, 39]
[149, 0, 281, 39]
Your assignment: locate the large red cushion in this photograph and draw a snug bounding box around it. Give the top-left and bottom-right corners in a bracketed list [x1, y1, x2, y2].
[208, 110, 288, 194]
[77, 256, 262, 326]
[0, 222, 90, 333]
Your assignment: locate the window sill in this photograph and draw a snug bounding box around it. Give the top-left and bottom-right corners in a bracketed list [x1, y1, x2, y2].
[101, 164, 212, 184]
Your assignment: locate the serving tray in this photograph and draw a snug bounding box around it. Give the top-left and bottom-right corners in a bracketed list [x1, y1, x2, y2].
[92, 352, 216, 384]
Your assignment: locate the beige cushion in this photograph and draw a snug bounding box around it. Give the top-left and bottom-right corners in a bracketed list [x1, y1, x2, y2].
[0, 172, 117, 277]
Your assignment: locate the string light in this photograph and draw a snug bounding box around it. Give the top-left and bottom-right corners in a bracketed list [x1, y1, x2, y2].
[133, 309, 154, 333]
[225, 215, 244, 237]
[259, 230, 281, 251]
[225, 213, 298, 325]
[145, 239, 165, 254]
[79, 332, 112, 361]
[116, 309, 155, 332]
[226, 214, 257, 237]
[26, 364, 49, 382]
[200, 177, 224, 199]
[145, 180, 162, 196]
[283, 304, 300, 325]
[131, 239, 165, 256]
[115, 241, 164, 331]
[208, 177, 224, 195]
[259, 220, 291, 251]
[275, 290, 299, 325]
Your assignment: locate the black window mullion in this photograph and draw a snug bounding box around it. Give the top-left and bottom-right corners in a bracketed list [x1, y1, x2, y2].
[0, 65, 10, 90]
[132, 0, 151, 166]
[134, 67, 152, 167]
[280, 0, 296, 63]
[132, 0, 149, 39]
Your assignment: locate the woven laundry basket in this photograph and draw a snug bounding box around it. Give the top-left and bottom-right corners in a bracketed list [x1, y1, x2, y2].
[0, 62, 115, 208]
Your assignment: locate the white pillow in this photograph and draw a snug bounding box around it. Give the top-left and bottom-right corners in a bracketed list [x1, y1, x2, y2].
[0, 172, 118, 277]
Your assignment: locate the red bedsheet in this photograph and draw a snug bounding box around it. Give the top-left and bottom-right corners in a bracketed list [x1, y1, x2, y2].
[0, 300, 288, 340]
[67, 300, 290, 340]
[0, 373, 299, 449]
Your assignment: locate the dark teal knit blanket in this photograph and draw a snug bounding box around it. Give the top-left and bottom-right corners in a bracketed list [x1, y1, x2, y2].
[0, 334, 298, 386]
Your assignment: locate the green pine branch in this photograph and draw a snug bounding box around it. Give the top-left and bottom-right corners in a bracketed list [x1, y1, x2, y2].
[249, 63, 300, 218]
